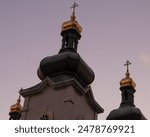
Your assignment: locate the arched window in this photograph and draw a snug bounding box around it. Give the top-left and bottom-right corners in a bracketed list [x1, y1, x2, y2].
[40, 114, 49, 120]
[37, 109, 54, 120]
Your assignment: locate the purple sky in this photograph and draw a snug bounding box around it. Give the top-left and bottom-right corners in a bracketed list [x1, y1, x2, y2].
[0, 0, 150, 119]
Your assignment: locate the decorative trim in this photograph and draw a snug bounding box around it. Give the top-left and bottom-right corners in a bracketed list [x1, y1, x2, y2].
[64, 99, 74, 104]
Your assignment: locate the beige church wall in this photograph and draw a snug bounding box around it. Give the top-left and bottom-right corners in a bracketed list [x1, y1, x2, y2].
[70, 86, 97, 119]
[21, 84, 96, 120]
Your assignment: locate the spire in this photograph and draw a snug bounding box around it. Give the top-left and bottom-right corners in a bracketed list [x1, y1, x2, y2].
[120, 60, 136, 107]
[9, 89, 22, 120]
[37, 3, 95, 86]
[60, 2, 82, 53]
[107, 61, 147, 120]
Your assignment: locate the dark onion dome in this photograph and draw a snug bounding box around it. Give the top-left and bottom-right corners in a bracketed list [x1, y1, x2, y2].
[37, 3, 94, 86]
[37, 51, 95, 86]
[107, 105, 146, 120]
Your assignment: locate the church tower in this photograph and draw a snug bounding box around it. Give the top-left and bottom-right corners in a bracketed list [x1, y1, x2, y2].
[19, 3, 103, 120]
[107, 60, 146, 120]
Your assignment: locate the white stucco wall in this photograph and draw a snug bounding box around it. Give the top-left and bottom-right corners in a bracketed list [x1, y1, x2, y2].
[21, 84, 97, 120]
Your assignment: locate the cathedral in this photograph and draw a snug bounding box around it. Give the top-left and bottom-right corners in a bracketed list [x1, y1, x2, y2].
[9, 3, 146, 120]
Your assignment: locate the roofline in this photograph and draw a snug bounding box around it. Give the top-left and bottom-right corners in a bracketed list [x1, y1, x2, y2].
[20, 77, 104, 113]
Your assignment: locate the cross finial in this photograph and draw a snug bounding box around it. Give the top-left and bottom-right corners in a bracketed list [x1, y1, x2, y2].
[124, 60, 131, 73]
[71, 2, 78, 15]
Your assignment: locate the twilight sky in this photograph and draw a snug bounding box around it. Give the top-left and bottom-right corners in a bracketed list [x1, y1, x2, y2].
[0, 0, 150, 120]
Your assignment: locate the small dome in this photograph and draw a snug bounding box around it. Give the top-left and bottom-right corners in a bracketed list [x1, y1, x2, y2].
[61, 14, 82, 33]
[10, 96, 22, 113]
[120, 72, 136, 89]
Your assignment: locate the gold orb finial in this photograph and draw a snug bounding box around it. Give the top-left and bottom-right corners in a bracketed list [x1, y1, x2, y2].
[10, 93, 22, 113]
[61, 2, 82, 33]
[120, 60, 136, 89]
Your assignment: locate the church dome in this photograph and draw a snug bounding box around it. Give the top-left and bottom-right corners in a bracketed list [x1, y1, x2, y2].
[61, 14, 82, 33]
[61, 2, 82, 33]
[10, 96, 22, 113]
[107, 106, 146, 120]
[37, 3, 94, 86]
[120, 72, 136, 89]
[37, 51, 95, 86]
[106, 60, 147, 120]
[120, 60, 136, 89]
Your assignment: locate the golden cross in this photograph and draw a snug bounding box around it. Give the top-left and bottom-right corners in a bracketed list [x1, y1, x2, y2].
[124, 60, 132, 72]
[71, 2, 78, 14]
